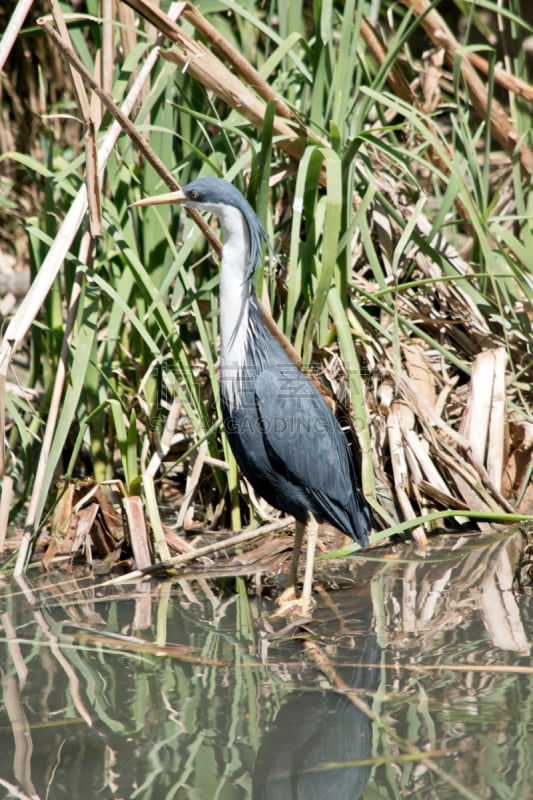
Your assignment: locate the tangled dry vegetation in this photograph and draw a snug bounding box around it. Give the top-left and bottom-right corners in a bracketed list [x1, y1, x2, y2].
[0, 0, 532, 580]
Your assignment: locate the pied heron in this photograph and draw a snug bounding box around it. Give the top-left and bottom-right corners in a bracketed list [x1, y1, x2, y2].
[134, 176, 370, 614]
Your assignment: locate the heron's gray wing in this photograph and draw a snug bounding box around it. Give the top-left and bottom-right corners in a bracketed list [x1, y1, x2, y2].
[254, 366, 355, 502]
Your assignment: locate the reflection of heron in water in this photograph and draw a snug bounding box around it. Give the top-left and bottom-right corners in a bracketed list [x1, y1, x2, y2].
[253, 635, 380, 799]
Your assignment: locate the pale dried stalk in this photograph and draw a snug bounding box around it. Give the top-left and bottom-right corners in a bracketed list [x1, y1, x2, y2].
[386, 407, 428, 546]
[123, 495, 152, 569]
[0, 475, 12, 552]
[403, 345, 437, 410]
[460, 351, 494, 465]
[50, 0, 102, 235]
[146, 397, 183, 477]
[487, 348, 507, 493]
[418, 479, 469, 510]
[460, 348, 508, 494]
[177, 439, 208, 529]
[0, 0, 34, 72]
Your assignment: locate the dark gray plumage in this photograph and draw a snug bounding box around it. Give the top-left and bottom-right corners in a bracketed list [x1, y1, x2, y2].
[135, 176, 370, 612]
[220, 293, 369, 545]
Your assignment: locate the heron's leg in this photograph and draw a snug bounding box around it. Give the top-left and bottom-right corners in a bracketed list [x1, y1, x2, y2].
[273, 517, 316, 618]
[290, 521, 305, 588]
[301, 513, 318, 614]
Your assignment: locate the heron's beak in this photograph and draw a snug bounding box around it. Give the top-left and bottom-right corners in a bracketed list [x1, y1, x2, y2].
[131, 190, 186, 208]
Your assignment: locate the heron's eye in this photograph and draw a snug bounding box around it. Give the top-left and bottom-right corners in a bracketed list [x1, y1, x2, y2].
[190, 190, 199, 200]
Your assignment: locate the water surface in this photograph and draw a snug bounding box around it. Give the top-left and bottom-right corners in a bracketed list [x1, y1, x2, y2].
[0, 529, 531, 799]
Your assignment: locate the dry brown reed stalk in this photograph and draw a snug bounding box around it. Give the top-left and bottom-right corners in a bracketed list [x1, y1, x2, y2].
[399, 0, 533, 176]
[467, 50, 533, 103]
[49, 0, 102, 236]
[181, 2, 307, 130]
[122, 0, 319, 159]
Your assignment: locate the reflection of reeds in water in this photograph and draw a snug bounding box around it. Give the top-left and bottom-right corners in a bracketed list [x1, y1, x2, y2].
[375, 531, 530, 654]
[0, 529, 531, 799]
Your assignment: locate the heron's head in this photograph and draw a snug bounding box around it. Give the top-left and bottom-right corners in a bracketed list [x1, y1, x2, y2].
[133, 176, 269, 280]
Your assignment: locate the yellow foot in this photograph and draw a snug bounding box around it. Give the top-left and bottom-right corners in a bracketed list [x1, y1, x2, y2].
[272, 586, 314, 620]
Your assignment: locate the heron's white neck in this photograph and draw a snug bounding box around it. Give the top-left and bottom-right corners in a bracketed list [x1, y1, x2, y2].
[216, 205, 253, 373]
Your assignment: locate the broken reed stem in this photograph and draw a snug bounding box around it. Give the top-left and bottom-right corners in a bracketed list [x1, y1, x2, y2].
[93, 520, 293, 588]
